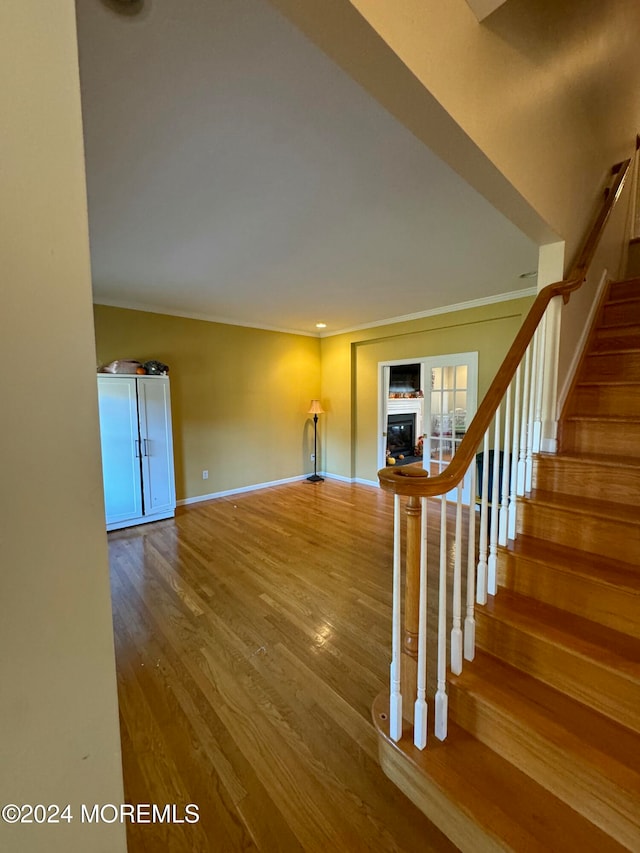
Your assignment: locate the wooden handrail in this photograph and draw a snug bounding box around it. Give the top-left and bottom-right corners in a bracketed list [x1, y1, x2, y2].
[379, 156, 633, 498]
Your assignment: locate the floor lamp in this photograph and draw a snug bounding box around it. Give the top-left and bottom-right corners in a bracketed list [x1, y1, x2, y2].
[307, 400, 324, 483]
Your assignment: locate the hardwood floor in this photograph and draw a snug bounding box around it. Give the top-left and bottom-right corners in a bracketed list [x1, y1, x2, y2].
[109, 480, 458, 852]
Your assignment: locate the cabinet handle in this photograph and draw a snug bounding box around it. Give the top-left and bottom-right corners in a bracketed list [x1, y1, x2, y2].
[143, 439, 149, 456]
[134, 439, 141, 458]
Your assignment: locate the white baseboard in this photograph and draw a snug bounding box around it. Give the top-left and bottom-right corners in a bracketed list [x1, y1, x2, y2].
[176, 473, 380, 505]
[319, 471, 350, 483]
[176, 474, 307, 506]
[106, 509, 175, 531]
[323, 472, 379, 487]
[322, 472, 353, 484]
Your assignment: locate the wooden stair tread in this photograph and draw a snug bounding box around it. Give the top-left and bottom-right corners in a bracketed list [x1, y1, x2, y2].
[449, 653, 640, 847]
[594, 322, 640, 332]
[372, 693, 624, 853]
[601, 300, 640, 327]
[525, 488, 640, 525]
[563, 413, 640, 422]
[604, 296, 640, 308]
[480, 590, 640, 680]
[574, 377, 640, 386]
[450, 651, 640, 780]
[505, 534, 640, 590]
[590, 329, 640, 352]
[538, 450, 640, 471]
[583, 347, 640, 356]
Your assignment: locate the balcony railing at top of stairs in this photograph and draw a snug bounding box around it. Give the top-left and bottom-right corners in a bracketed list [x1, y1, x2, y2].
[376, 150, 635, 749]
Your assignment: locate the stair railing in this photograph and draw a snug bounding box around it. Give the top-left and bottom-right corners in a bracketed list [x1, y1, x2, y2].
[377, 155, 633, 748]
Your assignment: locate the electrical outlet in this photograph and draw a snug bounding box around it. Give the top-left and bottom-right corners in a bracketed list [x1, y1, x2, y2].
[310, 453, 315, 462]
[202, 470, 208, 480]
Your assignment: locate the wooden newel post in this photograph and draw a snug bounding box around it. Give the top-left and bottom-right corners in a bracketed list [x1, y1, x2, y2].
[401, 496, 421, 719]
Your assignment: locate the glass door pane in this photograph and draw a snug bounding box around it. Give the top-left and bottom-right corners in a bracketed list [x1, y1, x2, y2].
[429, 366, 468, 466]
[423, 353, 477, 503]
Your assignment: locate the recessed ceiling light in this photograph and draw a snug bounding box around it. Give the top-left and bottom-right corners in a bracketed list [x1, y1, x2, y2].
[315, 322, 327, 329]
[519, 270, 538, 279]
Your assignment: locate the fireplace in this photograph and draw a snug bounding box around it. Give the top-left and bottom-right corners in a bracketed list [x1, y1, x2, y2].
[387, 413, 416, 457]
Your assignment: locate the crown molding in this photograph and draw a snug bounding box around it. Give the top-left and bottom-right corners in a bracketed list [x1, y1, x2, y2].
[94, 285, 537, 339]
[92, 297, 320, 337]
[318, 287, 537, 337]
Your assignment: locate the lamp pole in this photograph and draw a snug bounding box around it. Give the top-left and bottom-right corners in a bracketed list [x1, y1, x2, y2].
[307, 400, 324, 483]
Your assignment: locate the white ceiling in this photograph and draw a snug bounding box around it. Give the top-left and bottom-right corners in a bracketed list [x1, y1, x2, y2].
[75, 0, 539, 336]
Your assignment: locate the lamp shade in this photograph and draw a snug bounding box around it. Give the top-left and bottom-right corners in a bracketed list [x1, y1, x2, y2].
[308, 399, 324, 415]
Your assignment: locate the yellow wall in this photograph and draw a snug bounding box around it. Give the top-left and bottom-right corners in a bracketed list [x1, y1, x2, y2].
[321, 296, 534, 483]
[94, 298, 533, 495]
[94, 306, 321, 499]
[0, 3, 126, 851]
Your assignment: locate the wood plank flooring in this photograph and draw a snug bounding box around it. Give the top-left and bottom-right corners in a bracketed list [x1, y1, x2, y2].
[108, 479, 458, 852]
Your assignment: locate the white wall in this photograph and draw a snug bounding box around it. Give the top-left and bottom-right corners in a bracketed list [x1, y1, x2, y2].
[270, 0, 640, 263]
[0, 2, 126, 851]
[344, 0, 640, 265]
[557, 161, 637, 411]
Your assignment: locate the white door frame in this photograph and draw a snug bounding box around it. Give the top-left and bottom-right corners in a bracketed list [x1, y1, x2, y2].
[378, 358, 426, 471]
[378, 352, 479, 501]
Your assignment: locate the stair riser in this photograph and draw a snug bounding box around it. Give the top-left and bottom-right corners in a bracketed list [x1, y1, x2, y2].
[475, 612, 640, 733]
[602, 300, 640, 326]
[567, 384, 640, 418]
[449, 686, 640, 849]
[377, 739, 505, 853]
[517, 500, 640, 562]
[561, 419, 640, 457]
[608, 280, 640, 301]
[580, 352, 640, 382]
[497, 552, 640, 639]
[590, 326, 640, 352]
[533, 457, 640, 504]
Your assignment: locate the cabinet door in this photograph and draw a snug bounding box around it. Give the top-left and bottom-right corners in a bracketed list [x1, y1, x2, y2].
[137, 377, 176, 516]
[97, 376, 143, 525]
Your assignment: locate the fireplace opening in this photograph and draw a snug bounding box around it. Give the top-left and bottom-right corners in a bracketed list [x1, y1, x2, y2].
[387, 413, 416, 457]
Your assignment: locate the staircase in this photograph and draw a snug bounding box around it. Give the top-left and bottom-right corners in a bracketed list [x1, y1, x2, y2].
[373, 277, 640, 851]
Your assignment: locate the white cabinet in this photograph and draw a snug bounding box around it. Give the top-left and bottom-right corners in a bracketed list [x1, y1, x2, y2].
[97, 375, 176, 531]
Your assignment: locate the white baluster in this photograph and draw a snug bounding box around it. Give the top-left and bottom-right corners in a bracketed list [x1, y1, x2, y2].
[488, 410, 500, 596]
[540, 296, 561, 453]
[499, 383, 511, 547]
[414, 497, 428, 750]
[517, 346, 531, 496]
[464, 457, 477, 661]
[450, 484, 463, 676]
[477, 429, 490, 606]
[533, 315, 546, 454]
[434, 495, 448, 741]
[525, 331, 537, 493]
[508, 364, 521, 541]
[389, 494, 402, 742]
